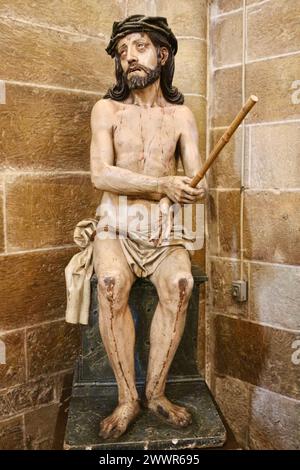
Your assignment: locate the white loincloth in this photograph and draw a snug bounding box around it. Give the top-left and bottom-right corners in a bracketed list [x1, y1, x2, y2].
[65, 210, 195, 324]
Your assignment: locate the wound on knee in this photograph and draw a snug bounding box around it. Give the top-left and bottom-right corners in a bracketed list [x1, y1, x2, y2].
[103, 276, 115, 301]
[178, 278, 187, 300]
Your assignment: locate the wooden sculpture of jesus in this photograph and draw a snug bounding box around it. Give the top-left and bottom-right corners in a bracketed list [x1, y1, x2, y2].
[90, 15, 205, 439]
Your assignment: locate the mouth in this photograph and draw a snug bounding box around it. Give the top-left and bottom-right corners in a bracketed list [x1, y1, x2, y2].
[128, 67, 144, 74]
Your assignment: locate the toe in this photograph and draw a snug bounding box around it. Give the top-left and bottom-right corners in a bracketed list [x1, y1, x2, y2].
[100, 418, 114, 438]
[181, 413, 192, 426]
[99, 427, 108, 439]
[110, 424, 126, 439]
[100, 422, 117, 439]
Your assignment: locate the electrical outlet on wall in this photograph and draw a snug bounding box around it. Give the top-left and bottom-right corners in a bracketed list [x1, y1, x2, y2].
[232, 280, 248, 302]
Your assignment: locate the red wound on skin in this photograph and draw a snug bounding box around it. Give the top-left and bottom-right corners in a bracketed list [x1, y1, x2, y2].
[148, 277, 188, 401]
[104, 276, 136, 401]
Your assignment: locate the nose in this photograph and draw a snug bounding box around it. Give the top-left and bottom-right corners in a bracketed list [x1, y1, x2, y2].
[126, 45, 137, 64]
[128, 57, 137, 65]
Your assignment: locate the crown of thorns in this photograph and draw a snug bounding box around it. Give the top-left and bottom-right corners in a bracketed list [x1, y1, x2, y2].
[105, 14, 178, 57]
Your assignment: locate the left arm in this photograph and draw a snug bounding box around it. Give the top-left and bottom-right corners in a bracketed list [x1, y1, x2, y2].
[177, 105, 207, 199]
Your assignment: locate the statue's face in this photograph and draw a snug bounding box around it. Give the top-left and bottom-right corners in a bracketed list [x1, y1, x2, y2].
[116, 32, 162, 90]
[117, 32, 158, 75]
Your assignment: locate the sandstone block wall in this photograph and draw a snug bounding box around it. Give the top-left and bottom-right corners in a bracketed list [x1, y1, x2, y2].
[207, 0, 300, 449]
[0, 0, 207, 449]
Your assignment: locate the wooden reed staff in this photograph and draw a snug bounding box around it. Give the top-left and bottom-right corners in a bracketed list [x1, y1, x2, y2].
[190, 95, 258, 188]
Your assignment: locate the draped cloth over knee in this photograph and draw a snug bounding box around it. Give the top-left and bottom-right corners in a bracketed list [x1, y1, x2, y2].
[65, 219, 98, 325]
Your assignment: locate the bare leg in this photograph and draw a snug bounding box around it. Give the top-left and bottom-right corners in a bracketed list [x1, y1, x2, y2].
[146, 248, 194, 427]
[93, 237, 140, 439]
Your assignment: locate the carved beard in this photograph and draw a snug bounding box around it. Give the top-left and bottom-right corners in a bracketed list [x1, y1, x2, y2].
[125, 61, 162, 90]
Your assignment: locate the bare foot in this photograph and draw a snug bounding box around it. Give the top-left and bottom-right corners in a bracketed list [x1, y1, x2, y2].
[99, 400, 141, 439]
[147, 395, 192, 427]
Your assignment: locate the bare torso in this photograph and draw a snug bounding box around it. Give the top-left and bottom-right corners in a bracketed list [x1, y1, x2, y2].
[100, 98, 182, 218]
[113, 101, 179, 176]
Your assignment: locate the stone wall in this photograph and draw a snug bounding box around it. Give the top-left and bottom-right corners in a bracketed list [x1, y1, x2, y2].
[207, 0, 300, 449]
[0, 0, 207, 449]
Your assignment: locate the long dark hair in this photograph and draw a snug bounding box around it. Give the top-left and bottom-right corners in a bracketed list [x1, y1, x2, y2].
[103, 31, 184, 104]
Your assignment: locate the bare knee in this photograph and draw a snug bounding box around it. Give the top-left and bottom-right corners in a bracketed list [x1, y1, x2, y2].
[98, 271, 132, 313]
[160, 272, 194, 308]
[175, 272, 194, 299]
